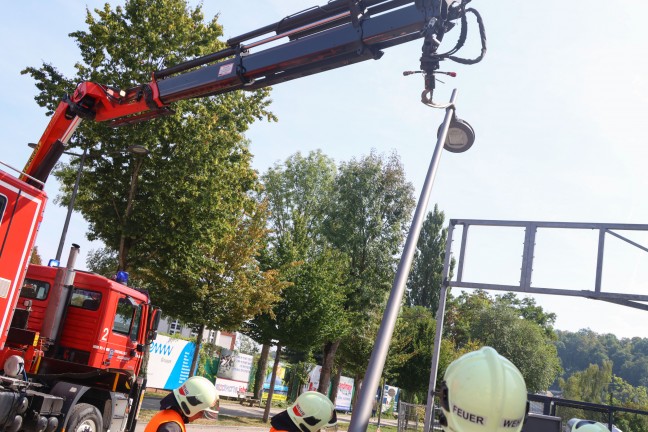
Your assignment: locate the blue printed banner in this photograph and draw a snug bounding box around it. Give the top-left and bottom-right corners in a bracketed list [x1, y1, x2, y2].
[148, 335, 196, 390]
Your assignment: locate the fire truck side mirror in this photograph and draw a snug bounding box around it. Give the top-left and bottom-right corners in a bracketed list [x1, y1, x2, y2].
[145, 330, 158, 344]
[146, 306, 162, 344]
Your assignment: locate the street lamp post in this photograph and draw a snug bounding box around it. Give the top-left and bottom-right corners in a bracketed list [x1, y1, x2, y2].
[348, 89, 475, 432]
[56, 148, 87, 262]
[27, 143, 150, 263]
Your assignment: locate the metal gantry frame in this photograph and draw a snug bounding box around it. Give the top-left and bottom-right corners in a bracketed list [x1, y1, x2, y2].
[424, 219, 648, 432]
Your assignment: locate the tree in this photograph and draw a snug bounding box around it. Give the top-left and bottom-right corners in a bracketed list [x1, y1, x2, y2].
[446, 291, 561, 392]
[22, 0, 275, 279]
[496, 292, 556, 337]
[30, 247, 43, 265]
[470, 302, 561, 392]
[23, 1, 282, 370]
[561, 361, 613, 404]
[245, 151, 350, 413]
[556, 329, 609, 377]
[86, 248, 118, 277]
[385, 306, 458, 401]
[406, 205, 450, 311]
[151, 200, 284, 375]
[321, 150, 415, 394]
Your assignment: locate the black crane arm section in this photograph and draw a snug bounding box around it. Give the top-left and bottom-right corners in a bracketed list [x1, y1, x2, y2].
[23, 0, 484, 186]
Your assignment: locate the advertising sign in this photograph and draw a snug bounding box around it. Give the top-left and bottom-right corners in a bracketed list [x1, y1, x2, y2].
[263, 362, 288, 401]
[305, 365, 355, 411]
[335, 376, 354, 412]
[217, 349, 253, 382]
[215, 349, 254, 397]
[215, 377, 249, 397]
[306, 365, 321, 391]
[147, 335, 196, 389]
[381, 385, 399, 413]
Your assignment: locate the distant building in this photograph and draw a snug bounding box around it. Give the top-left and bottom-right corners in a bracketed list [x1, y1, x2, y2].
[156, 315, 236, 350]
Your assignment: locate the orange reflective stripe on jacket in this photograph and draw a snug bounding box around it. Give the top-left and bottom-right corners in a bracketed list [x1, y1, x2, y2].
[144, 409, 186, 432]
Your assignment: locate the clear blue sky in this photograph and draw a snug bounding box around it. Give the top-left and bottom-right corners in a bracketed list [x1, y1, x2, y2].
[2, 1, 648, 338]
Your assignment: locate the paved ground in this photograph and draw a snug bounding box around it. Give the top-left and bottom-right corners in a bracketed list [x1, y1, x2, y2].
[136, 399, 398, 432]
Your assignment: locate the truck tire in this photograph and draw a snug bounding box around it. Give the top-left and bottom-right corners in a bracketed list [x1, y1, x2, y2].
[66, 403, 103, 432]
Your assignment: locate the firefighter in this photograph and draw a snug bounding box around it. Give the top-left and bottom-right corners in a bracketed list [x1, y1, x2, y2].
[438, 346, 528, 432]
[144, 376, 219, 432]
[270, 391, 337, 432]
[570, 422, 610, 432]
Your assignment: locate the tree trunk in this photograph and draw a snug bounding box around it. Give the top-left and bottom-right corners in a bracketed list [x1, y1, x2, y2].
[317, 340, 340, 395]
[351, 373, 363, 411]
[255, 344, 270, 399]
[330, 365, 343, 406]
[189, 324, 205, 377]
[118, 156, 145, 271]
[263, 344, 282, 423]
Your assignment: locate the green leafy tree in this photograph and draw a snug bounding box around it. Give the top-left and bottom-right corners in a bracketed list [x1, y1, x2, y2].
[245, 151, 350, 412]
[469, 303, 561, 392]
[406, 205, 451, 311]
[23, 0, 283, 378]
[30, 246, 43, 265]
[559, 361, 613, 422]
[86, 248, 118, 277]
[447, 291, 561, 392]
[608, 375, 648, 432]
[444, 290, 492, 347]
[385, 306, 458, 401]
[22, 0, 275, 276]
[556, 329, 609, 377]
[496, 292, 557, 337]
[321, 150, 416, 394]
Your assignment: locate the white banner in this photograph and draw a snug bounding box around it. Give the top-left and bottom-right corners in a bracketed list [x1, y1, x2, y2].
[306, 365, 322, 392]
[215, 377, 249, 397]
[381, 385, 399, 413]
[217, 349, 253, 383]
[335, 376, 354, 411]
[305, 365, 355, 411]
[147, 335, 196, 390]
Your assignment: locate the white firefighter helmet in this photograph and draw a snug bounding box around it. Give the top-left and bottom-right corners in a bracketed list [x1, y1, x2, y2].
[173, 376, 219, 417]
[4, 355, 25, 378]
[288, 391, 336, 432]
[571, 420, 610, 432]
[439, 346, 528, 432]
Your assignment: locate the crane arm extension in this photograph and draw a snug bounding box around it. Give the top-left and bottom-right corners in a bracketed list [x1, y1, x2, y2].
[23, 0, 455, 187]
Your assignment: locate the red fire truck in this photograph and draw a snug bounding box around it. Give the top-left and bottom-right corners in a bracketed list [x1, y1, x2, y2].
[0, 0, 483, 431]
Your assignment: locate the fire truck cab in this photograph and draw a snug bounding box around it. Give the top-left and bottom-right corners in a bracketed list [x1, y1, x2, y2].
[17, 265, 154, 373]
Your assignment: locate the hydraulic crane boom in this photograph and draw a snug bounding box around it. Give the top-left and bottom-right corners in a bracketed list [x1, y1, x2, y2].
[22, 0, 485, 187]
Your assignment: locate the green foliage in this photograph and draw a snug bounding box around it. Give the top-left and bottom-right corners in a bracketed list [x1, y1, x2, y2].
[247, 151, 349, 354]
[30, 247, 43, 265]
[23, 0, 281, 334]
[556, 329, 648, 387]
[324, 150, 415, 313]
[385, 306, 457, 401]
[558, 361, 613, 423]
[86, 247, 119, 277]
[609, 376, 648, 432]
[406, 205, 451, 311]
[325, 151, 415, 387]
[445, 291, 561, 392]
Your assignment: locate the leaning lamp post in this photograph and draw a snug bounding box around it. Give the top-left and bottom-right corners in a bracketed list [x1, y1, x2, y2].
[348, 89, 474, 432]
[28, 143, 150, 263]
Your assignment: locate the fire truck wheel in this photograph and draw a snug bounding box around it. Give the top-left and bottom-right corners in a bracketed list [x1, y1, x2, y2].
[66, 403, 103, 432]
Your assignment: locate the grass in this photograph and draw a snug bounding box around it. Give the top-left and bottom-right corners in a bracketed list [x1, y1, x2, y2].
[137, 409, 399, 432]
[138, 410, 266, 426]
